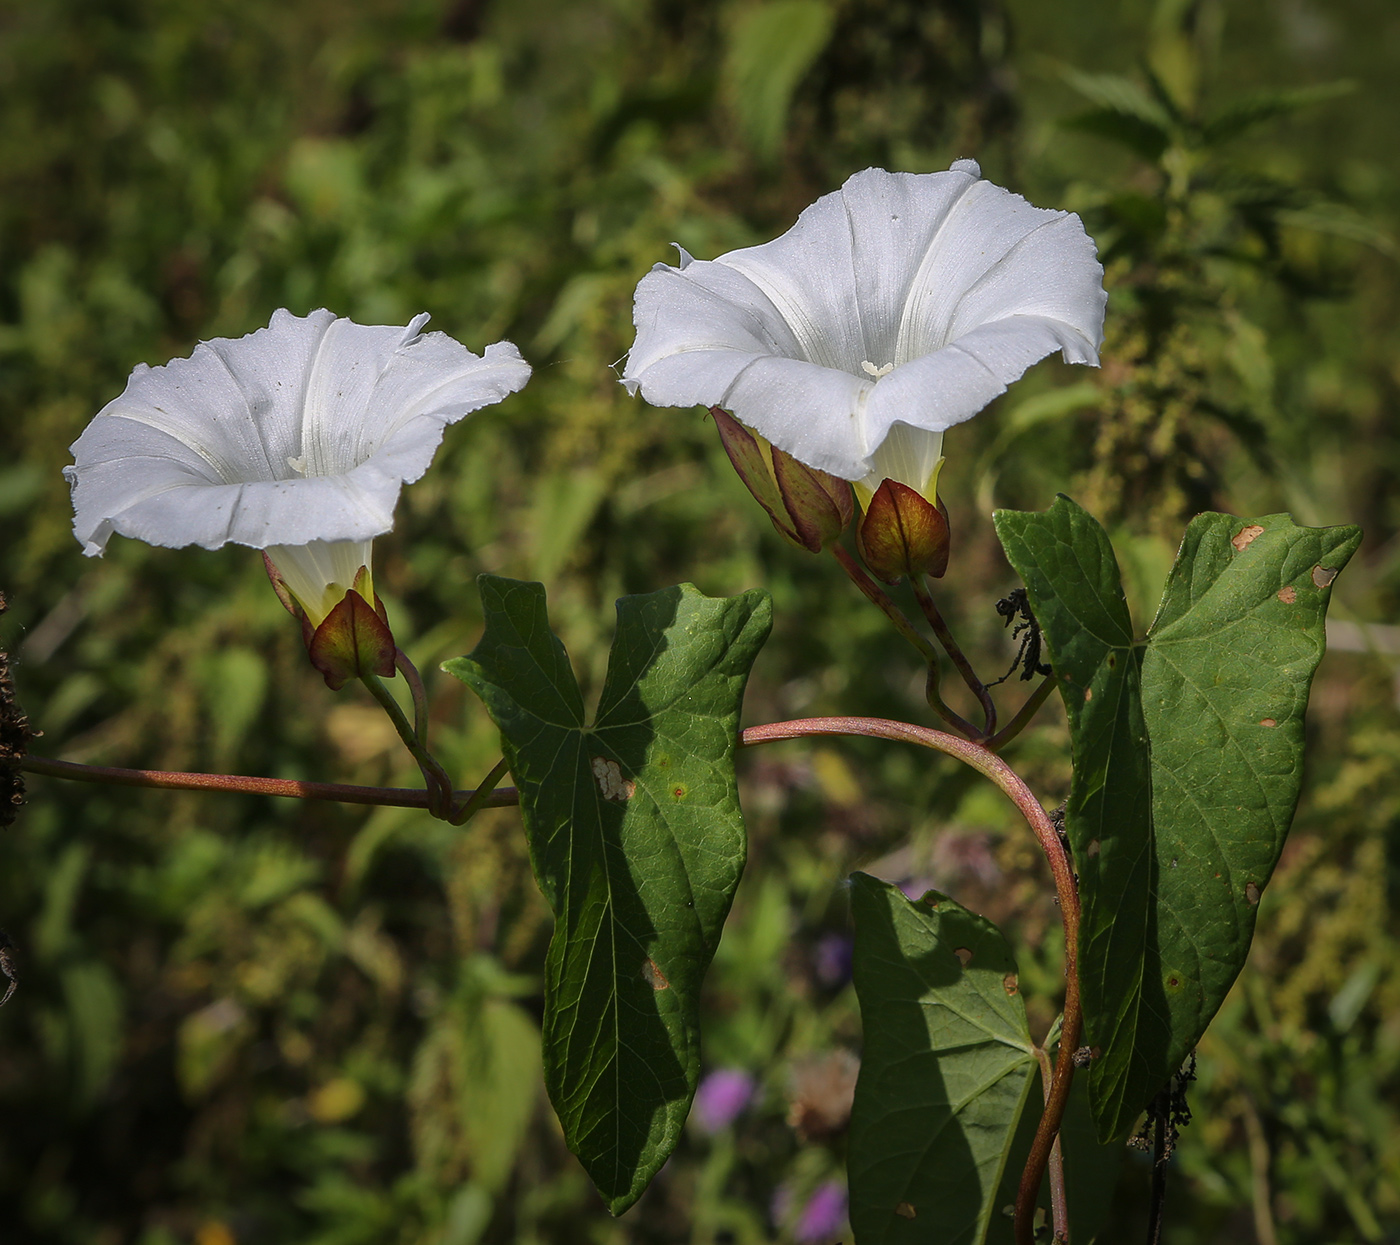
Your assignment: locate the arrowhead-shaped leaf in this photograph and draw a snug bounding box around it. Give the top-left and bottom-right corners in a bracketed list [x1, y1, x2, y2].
[994, 498, 1360, 1140]
[1140, 511, 1360, 1075]
[444, 576, 771, 1212]
[847, 873, 1038, 1245]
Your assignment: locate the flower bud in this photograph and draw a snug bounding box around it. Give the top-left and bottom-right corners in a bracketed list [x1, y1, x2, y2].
[711, 407, 853, 552]
[264, 557, 397, 689]
[856, 479, 951, 583]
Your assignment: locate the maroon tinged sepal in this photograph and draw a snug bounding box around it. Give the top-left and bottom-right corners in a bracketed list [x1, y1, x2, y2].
[711, 407, 853, 552]
[307, 590, 396, 690]
[856, 479, 951, 583]
[263, 555, 396, 690]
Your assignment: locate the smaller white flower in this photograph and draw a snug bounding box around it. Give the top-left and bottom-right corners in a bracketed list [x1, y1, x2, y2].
[67, 309, 531, 624]
[623, 161, 1107, 504]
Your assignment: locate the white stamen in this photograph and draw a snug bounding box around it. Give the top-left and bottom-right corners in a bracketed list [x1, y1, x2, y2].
[861, 361, 894, 379]
[287, 456, 308, 475]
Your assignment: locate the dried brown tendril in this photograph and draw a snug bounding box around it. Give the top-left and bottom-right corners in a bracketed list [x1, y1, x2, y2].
[1, 592, 31, 829]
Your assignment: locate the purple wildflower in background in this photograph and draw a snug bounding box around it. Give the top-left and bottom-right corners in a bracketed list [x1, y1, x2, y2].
[692, 1068, 756, 1134]
[795, 1180, 849, 1243]
[813, 933, 853, 988]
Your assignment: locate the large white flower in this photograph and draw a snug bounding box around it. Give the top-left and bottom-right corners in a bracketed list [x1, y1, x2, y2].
[67, 309, 531, 624]
[623, 160, 1106, 503]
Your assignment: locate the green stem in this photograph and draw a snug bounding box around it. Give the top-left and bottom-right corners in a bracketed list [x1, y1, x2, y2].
[452, 756, 512, 825]
[361, 672, 453, 819]
[20, 753, 517, 812]
[830, 546, 981, 739]
[911, 577, 997, 736]
[986, 673, 1057, 752]
[396, 648, 431, 742]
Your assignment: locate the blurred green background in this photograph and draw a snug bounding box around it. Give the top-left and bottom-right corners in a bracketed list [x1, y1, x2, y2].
[2, 0, 1398, 1241]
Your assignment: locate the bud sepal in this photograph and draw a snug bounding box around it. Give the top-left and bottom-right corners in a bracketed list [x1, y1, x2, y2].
[856, 479, 951, 583]
[711, 407, 853, 552]
[307, 586, 397, 691]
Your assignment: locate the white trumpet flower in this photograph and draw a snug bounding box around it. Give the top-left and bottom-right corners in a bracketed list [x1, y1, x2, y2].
[623, 161, 1107, 504]
[67, 309, 531, 624]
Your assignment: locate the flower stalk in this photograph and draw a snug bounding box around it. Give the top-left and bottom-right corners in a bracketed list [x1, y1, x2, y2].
[359, 673, 454, 819]
[911, 576, 997, 737]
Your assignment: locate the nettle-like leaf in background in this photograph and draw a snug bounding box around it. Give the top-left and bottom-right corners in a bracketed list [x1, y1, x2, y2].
[445, 576, 771, 1213]
[995, 497, 1360, 1140]
[847, 873, 1038, 1245]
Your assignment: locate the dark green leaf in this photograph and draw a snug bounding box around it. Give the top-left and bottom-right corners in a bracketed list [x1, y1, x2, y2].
[444, 576, 772, 1212]
[1202, 81, 1355, 145]
[995, 499, 1360, 1141]
[848, 873, 1038, 1245]
[988, 1061, 1125, 1245]
[1141, 512, 1360, 1075]
[993, 497, 1160, 1141]
[1059, 67, 1175, 130]
[1061, 108, 1170, 161]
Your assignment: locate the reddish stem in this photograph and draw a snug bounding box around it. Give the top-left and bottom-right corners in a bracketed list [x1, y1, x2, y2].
[738, 717, 1081, 1244]
[21, 754, 517, 812]
[25, 711, 1078, 1240]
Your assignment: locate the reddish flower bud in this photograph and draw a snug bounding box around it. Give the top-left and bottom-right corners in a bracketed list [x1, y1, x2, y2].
[307, 587, 397, 691]
[856, 479, 951, 583]
[711, 407, 853, 552]
[266, 556, 396, 689]
[771, 444, 855, 552]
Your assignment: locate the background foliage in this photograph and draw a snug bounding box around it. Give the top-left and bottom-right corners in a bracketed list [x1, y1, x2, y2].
[1, 0, 1398, 1241]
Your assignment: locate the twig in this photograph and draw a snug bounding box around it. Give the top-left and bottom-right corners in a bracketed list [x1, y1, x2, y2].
[21, 753, 517, 812]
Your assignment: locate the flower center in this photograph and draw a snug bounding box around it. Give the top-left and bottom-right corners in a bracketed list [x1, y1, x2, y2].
[860, 361, 894, 379]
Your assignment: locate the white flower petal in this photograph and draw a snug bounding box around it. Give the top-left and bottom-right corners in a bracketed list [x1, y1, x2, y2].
[625, 262, 805, 392]
[67, 311, 531, 557]
[859, 424, 945, 500]
[623, 163, 1107, 483]
[267, 539, 375, 625]
[865, 314, 1096, 453]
